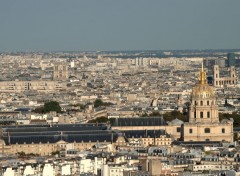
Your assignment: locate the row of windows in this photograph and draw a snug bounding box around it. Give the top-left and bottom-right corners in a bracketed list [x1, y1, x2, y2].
[143, 142, 171, 145]
[194, 111, 211, 118]
[215, 80, 235, 86]
[194, 100, 212, 106]
[188, 128, 225, 134]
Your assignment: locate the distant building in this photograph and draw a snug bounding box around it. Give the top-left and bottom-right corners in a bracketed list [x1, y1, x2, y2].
[213, 65, 236, 87]
[53, 64, 69, 80]
[0, 81, 66, 92]
[0, 124, 123, 156]
[226, 53, 237, 67]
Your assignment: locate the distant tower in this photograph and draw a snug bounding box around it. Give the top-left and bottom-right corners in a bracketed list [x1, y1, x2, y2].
[230, 66, 236, 85]
[226, 53, 236, 67]
[53, 64, 69, 81]
[213, 65, 220, 87]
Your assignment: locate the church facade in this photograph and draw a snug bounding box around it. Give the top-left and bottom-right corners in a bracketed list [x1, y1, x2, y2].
[183, 64, 233, 142]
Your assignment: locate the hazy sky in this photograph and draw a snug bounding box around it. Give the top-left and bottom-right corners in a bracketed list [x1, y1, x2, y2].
[0, 0, 240, 52]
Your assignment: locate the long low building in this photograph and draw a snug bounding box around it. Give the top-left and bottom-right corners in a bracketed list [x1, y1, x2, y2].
[0, 123, 171, 156]
[0, 81, 67, 92]
[111, 117, 183, 140]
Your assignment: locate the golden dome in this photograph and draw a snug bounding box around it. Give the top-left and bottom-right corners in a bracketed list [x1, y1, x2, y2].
[192, 84, 215, 99]
[191, 63, 215, 99]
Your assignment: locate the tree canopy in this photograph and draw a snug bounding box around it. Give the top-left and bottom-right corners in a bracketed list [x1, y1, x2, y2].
[219, 112, 240, 127]
[33, 101, 61, 113]
[141, 110, 188, 122]
[94, 99, 104, 108]
[94, 99, 114, 108]
[44, 101, 61, 113]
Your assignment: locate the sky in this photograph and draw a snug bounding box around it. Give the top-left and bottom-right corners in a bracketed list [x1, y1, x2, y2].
[0, 0, 240, 52]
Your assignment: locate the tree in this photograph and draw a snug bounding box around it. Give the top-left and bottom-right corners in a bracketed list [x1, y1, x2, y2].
[33, 101, 61, 113]
[219, 112, 240, 127]
[43, 101, 61, 113]
[163, 110, 188, 122]
[94, 99, 104, 108]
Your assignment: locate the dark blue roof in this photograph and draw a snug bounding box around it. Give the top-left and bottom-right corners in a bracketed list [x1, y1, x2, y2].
[3, 132, 119, 145]
[2, 123, 107, 133]
[121, 130, 168, 138]
[172, 141, 222, 147]
[112, 117, 166, 126]
[2, 130, 112, 137]
[1, 123, 115, 145]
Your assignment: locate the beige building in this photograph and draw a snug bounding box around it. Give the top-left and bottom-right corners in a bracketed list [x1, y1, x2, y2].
[213, 65, 236, 87]
[53, 64, 69, 81]
[0, 128, 172, 156]
[0, 81, 66, 92]
[184, 64, 233, 142]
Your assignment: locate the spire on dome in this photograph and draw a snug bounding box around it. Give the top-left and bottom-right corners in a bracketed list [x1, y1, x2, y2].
[199, 62, 207, 85]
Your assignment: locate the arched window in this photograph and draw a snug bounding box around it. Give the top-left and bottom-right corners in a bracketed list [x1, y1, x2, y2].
[205, 128, 210, 133]
[207, 101, 209, 105]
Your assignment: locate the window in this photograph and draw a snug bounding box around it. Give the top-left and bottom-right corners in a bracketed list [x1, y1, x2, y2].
[189, 129, 192, 134]
[222, 128, 225, 133]
[200, 101, 203, 106]
[177, 127, 181, 133]
[207, 101, 209, 105]
[194, 111, 196, 118]
[200, 112, 203, 118]
[205, 128, 210, 133]
[207, 112, 210, 118]
[194, 101, 197, 105]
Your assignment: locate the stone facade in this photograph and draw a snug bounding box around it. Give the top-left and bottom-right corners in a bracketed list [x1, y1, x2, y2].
[0, 81, 66, 92]
[53, 65, 68, 81]
[184, 64, 233, 142]
[213, 65, 236, 87]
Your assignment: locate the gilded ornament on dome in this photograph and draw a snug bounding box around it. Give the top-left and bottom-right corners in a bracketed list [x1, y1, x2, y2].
[191, 63, 215, 99]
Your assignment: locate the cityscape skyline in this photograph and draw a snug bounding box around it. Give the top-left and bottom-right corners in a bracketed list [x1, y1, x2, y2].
[0, 0, 240, 52]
